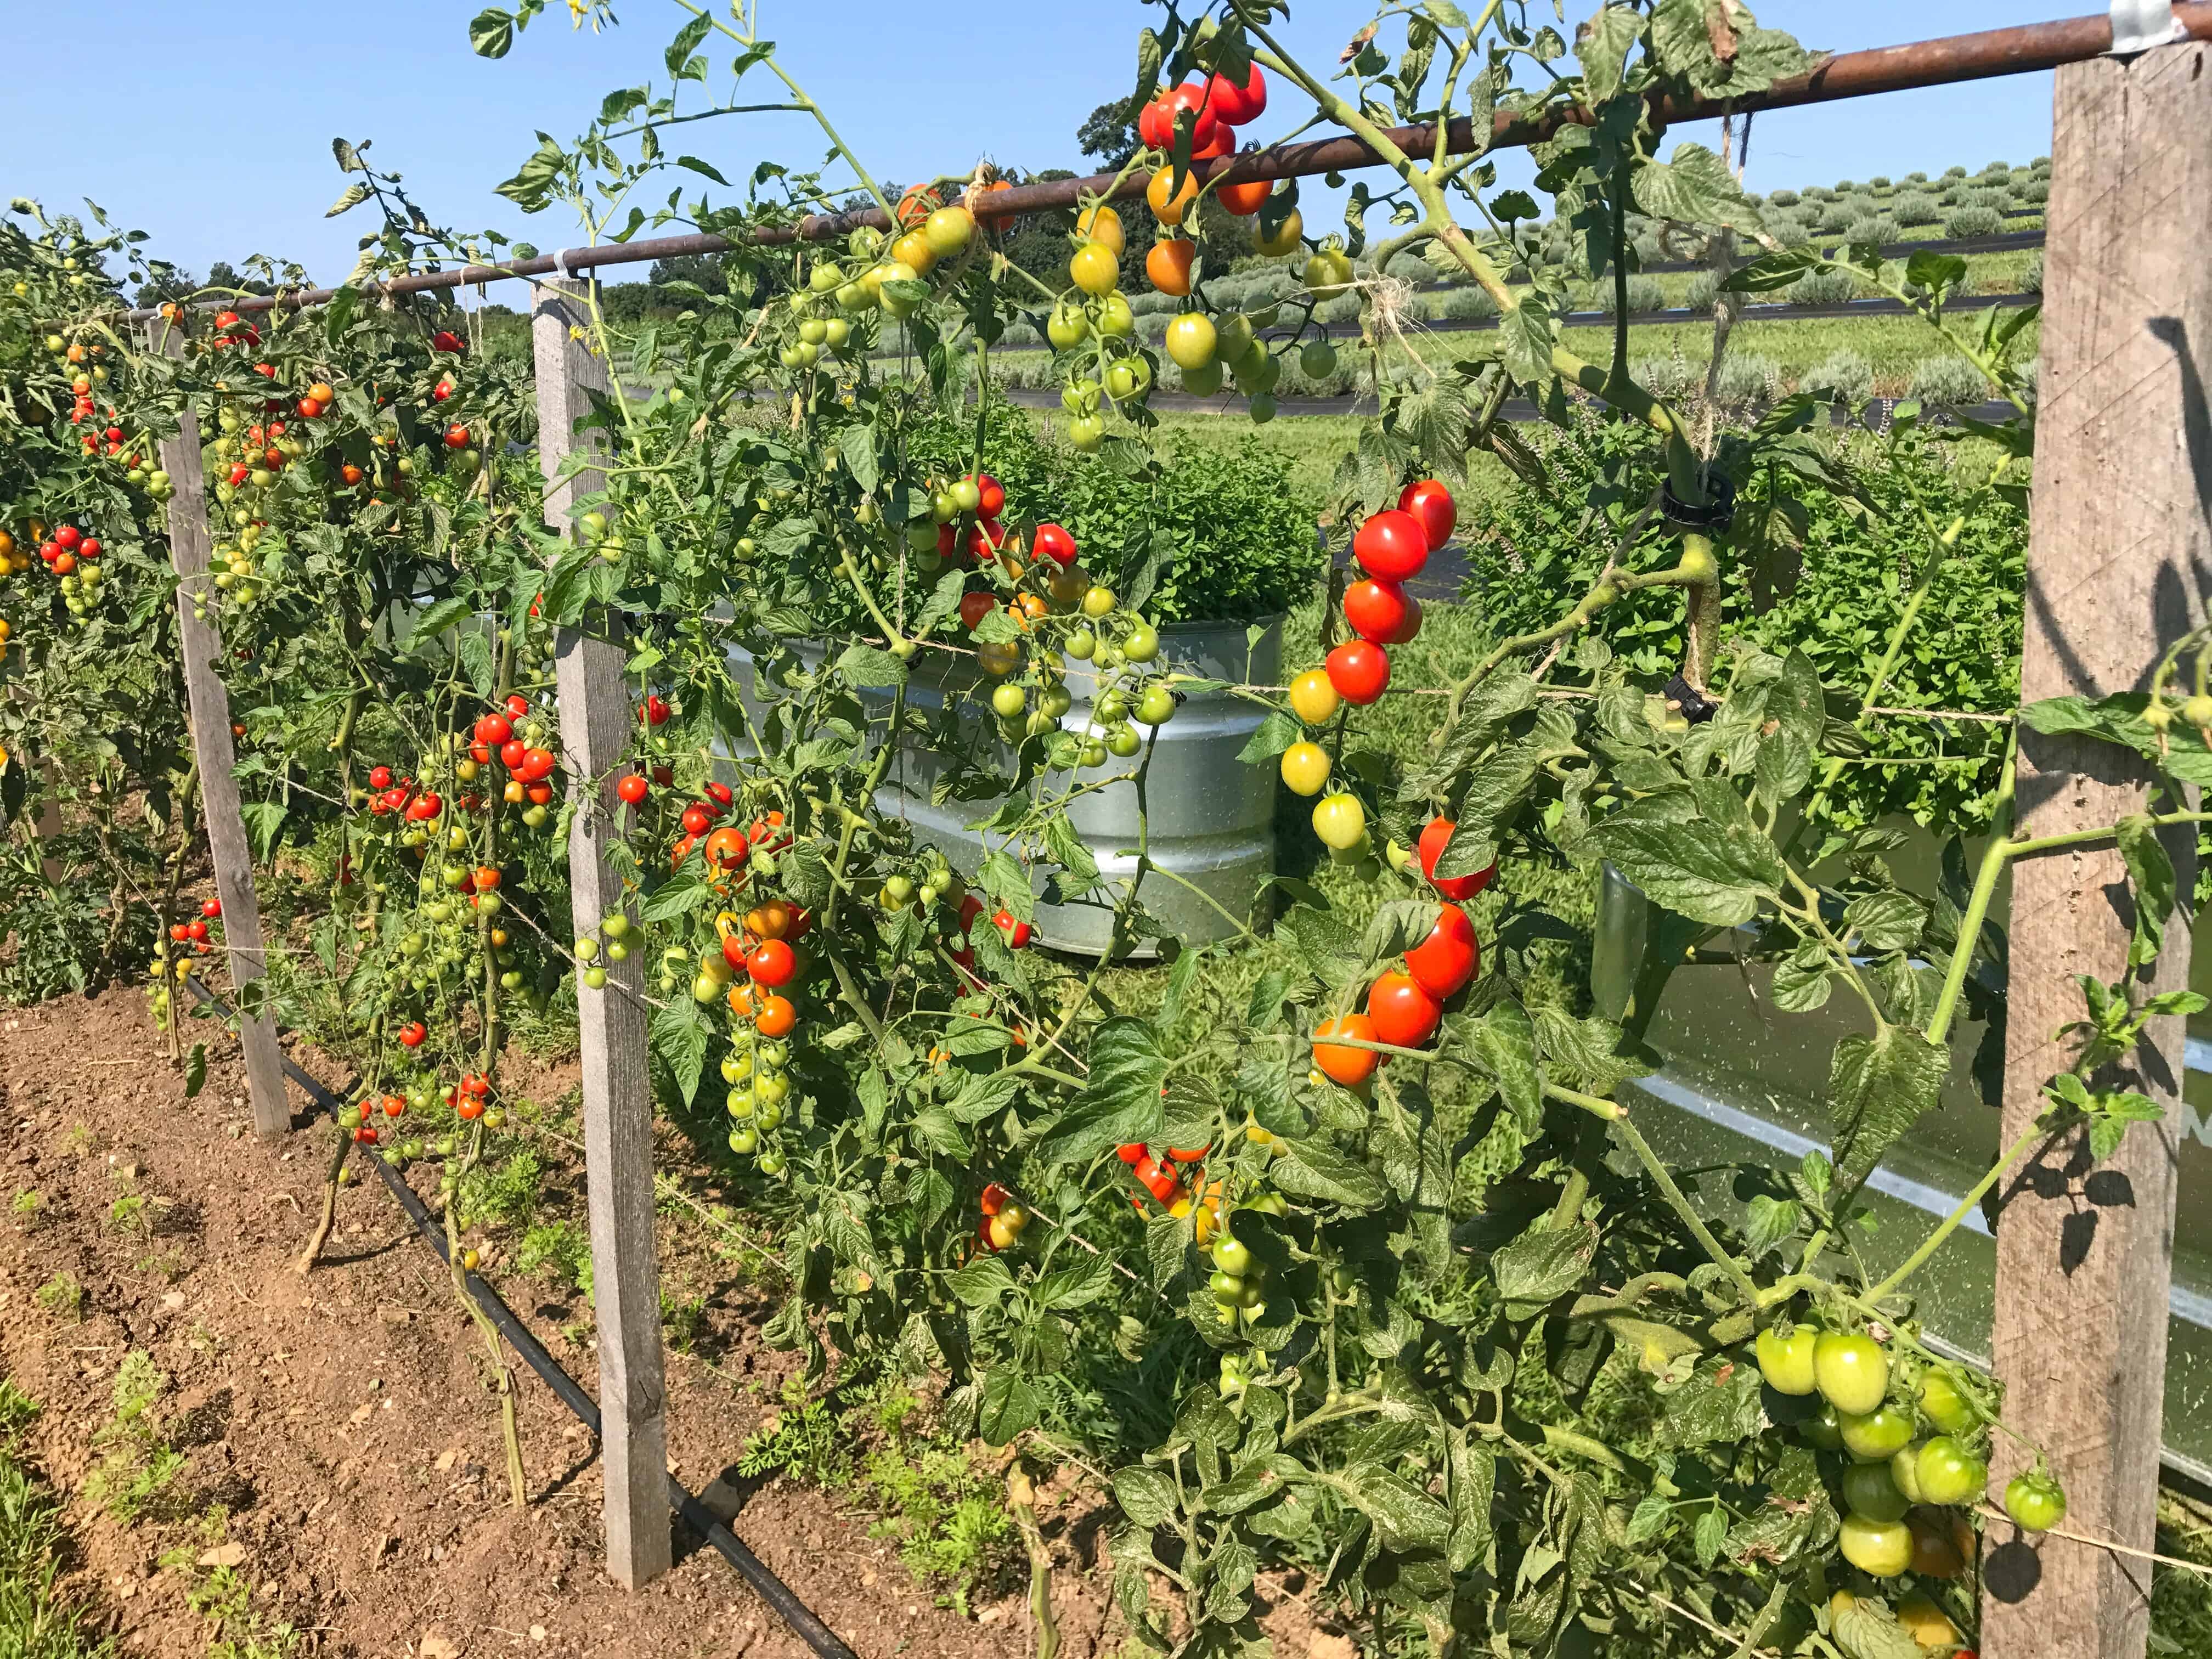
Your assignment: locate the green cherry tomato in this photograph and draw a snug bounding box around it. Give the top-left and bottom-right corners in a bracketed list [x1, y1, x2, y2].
[1211, 1236, 1253, 1276]
[1081, 585, 1117, 619]
[1915, 1436, 1988, 1507]
[1838, 1515, 1912, 1578]
[1209, 1269, 1245, 1301]
[1814, 1331, 1889, 1415]
[1799, 1404, 1844, 1452]
[1890, 1446, 1926, 1504]
[991, 683, 1027, 719]
[1841, 1462, 1911, 1523]
[1755, 1325, 1819, 1396]
[1919, 1368, 1977, 1435]
[1122, 622, 1160, 662]
[727, 1126, 759, 1156]
[1107, 725, 1142, 758]
[1136, 685, 1176, 726]
[1838, 1405, 1916, 1463]
[2004, 1469, 2067, 1532]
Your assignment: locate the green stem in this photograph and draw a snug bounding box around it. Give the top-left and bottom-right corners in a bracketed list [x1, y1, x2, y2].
[1860, 1121, 2050, 1306]
[1924, 737, 2016, 1047]
[1611, 1114, 1764, 1310]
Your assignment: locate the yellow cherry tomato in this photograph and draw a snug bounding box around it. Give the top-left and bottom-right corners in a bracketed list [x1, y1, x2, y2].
[1287, 668, 1340, 726]
[1278, 741, 1330, 797]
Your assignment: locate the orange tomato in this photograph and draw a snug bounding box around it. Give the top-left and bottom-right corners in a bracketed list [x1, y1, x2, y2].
[1146, 238, 1195, 296]
[704, 826, 749, 870]
[755, 994, 796, 1038]
[747, 898, 793, 940]
[1147, 166, 1199, 227]
[1313, 1013, 1379, 1086]
[1216, 177, 1271, 217]
[975, 179, 1015, 230]
[726, 982, 756, 1018]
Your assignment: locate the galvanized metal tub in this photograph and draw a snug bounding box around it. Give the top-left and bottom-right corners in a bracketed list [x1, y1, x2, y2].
[727, 618, 1283, 957]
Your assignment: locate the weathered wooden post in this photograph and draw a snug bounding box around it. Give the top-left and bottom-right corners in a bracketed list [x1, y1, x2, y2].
[529, 272, 673, 1588]
[146, 317, 291, 1139]
[1982, 27, 2211, 1659]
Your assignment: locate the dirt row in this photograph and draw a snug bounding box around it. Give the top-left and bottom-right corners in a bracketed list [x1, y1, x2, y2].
[0, 987, 1201, 1659]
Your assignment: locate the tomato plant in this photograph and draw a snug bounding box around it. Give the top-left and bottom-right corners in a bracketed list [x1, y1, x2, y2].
[1, 3, 2187, 1656]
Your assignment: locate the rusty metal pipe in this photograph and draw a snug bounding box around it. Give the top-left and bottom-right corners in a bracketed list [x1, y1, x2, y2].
[123, 5, 2212, 322]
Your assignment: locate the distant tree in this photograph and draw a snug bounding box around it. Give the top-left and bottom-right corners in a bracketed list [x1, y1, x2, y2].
[649, 253, 728, 294]
[205, 261, 275, 298]
[1078, 100, 1141, 166]
[133, 263, 197, 309]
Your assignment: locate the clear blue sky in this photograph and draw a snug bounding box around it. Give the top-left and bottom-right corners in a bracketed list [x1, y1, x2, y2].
[1, 0, 2076, 290]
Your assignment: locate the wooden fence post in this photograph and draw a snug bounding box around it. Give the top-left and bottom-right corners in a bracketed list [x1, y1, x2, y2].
[529, 274, 672, 1589]
[1982, 37, 2212, 1659]
[147, 320, 291, 1140]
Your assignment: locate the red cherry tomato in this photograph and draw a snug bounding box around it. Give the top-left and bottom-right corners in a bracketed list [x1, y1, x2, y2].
[187, 918, 210, 942]
[1418, 817, 1496, 901]
[1162, 82, 1221, 151]
[1398, 479, 1457, 551]
[1367, 970, 1442, 1049]
[616, 774, 648, 805]
[747, 940, 797, 988]
[499, 738, 527, 771]
[53, 526, 81, 551]
[973, 474, 1006, 518]
[201, 897, 222, 919]
[1325, 639, 1391, 706]
[1137, 95, 1171, 150]
[1118, 1143, 1150, 1165]
[475, 713, 512, 747]
[1203, 62, 1268, 126]
[704, 781, 733, 809]
[1342, 579, 1413, 645]
[993, 909, 1032, 949]
[1353, 510, 1429, 581]
[641, 695, 671, 726]
[965, 517, 1008, 562]
[1032, 523, 1077, 567]
[504, 693, 531, 719]
[398, 1022, 427, 1048]
[367, 763, 392, 789]
[958, 591, 997, 631]
[1404, 905, 1479, 1000]
[681, 804, 712, 837]
[518, 748, 557, 783]
[980, 1182, 1013, 1216]
[443, 422, 471, 450]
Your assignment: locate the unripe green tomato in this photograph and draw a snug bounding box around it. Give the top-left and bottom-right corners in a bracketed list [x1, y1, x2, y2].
[1300, 339, 1339, 379]
[759, 1038, 790, 1066]
[602, 915, 630, 939]
[693, 973, 723, 1003]
[1918, 1369, 1977, 1435]
[1838, 1514, 1912, 1578]
[1212, 1236, 1253, 1275]
[2004, 1469, 2066, 1532]
[1838, 1405, 1916, 1463]
[1209, 1269, 1245, 1301]
[1107, 725, 1142, 757]
[951, 477, 981, 513]
[1080, 740, 1108, 768]
[721, 1051, 754, 1085]
[991, 683, 1027, 718]
[583, 966, 607, 989]
[755, 1103, 785, 1131]
[1914, 1436, 1987, 1506]
[728, 1126, 759, 1156]
[1097, 293, 1134, 338]
[1122, 622, 1160, 662]
[758, 1149, 787, 1176]
[1136, 685, 1176, 726]
[1814, 1331, 1889, 1415]
[1799, 1404, 1844, 1451]
[1841, 1462, 1911, 1523]
[1246, 392, 1278, 425]
[1081, 585, 1116, 618]
[755, 1074, 790, 1107]
[1890, 1445, 1926, 1503]
[1756, 1326, 1819, 1396]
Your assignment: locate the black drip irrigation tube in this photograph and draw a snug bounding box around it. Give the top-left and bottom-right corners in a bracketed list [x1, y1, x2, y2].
[178, 978, 860, 1659]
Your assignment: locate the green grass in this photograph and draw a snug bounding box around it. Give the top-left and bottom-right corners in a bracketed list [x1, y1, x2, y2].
[0, 1382, 116, 1659]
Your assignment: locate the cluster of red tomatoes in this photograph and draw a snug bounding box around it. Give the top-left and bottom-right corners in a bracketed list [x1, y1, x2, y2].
[1325, 480, 1454, 705]
[952, 891, 1033, 967]
[163, 895, 223, 957]
[1136, 59, 1269, 191]
[1312, 820, 1491, 1087]
[26, 520, 103, 577]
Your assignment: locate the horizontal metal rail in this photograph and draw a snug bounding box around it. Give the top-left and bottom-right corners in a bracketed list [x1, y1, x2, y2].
[117, 7, 2208, 324]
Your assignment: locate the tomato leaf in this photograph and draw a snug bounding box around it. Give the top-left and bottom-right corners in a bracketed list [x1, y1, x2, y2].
[977, 1369, 1040, 1445]
[944, 1255, 1015, 1308]
[647, 1000, 712, 1107]
[1827, 1026, 1949, 1192]
[1269, 1138, 1386, 1211]
[1491, 1217, 1597, 1318]
[1587, 797, 1783, 927]
[1029, 1017, 1167, 1170]
[1113, 1465, 1180, 1531]
[1457, 997, 1542, 1131]
[183, 1042, 207, 1100]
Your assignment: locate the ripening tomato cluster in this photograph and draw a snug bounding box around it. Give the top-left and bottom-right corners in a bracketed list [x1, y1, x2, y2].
[0, 517, 111, 629]
[976, 1182, 1032, 1252]
[1311, 834, 1487, 1088]
[1277, 481, 1458, 868]
[714, 894, 811, 1176]
[163, 894, 224, 957]
[1753, 1319, 2066, 1612]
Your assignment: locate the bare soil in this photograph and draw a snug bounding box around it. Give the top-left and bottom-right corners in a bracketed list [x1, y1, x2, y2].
[0, 986, 1192, 1659]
